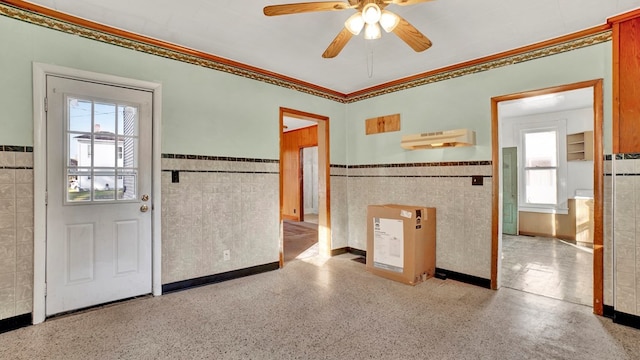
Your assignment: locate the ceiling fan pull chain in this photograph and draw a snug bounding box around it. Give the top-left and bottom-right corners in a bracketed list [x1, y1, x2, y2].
[367, 41, 374, 78]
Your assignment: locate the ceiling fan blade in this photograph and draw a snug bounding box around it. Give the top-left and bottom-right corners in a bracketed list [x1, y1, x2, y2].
[264, 2, 353, 16]
[322, 27, 354, 58]
[392, 15, 432, 52]
[383, 0, 435, 5]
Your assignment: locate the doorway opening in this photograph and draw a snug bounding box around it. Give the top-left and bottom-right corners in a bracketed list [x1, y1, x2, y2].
[491, 79, 604, 314]
[282, 120, 318, 262]
[279, 108, 330, 266]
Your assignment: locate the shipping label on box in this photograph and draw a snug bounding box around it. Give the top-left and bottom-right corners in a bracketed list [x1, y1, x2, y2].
[373, 217, 404, 273]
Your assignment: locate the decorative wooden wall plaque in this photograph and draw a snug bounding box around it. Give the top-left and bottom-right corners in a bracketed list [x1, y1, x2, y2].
[365, 114, 401, 135]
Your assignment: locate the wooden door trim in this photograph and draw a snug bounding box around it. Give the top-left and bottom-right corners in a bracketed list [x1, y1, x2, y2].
[608, 8, 640, 24]
[279, 108, 331, 267]
[490, 79, 604, 315]
[612, 21, 621, 154]
[610, 12, 640, 154]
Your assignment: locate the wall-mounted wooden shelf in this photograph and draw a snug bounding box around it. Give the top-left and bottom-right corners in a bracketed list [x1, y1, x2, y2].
[567, 131, 593, 161]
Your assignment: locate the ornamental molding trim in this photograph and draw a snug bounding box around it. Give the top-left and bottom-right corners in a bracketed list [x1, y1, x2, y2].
[1, 2, 612, 104]
[345, 30, 612, 103]
[0, 2, 345, 102]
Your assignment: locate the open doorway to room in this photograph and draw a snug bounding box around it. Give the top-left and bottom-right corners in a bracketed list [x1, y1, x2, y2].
[279, 108, 331, 266]
[491, 80, 604, 314]
[282, 118, 318, 262]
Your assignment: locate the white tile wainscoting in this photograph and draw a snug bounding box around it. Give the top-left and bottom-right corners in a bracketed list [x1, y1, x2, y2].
[160, 155, 281, 285]
[329, 165, 348, 250]
[159, 156, 351, 285]
[611, 154, 640, 317]
[0, 146, 34, 321]
[604, 157, 613, 306]
[2, 148, 639, 330]
[345, 161, 493, 280]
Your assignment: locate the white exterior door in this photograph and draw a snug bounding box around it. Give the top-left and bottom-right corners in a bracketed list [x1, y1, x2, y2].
[45, 75, 153, 316]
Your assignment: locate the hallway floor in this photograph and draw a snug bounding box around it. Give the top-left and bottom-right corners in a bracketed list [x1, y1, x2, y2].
[501, 234, 593, 306]
[2, 253, 639, 359]
[283, 220, 318, 262]
[302, 213, 318, 224]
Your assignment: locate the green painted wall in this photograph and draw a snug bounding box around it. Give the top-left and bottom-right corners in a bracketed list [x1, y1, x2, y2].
[345, 42, 612, 165]
[0, 13, 612, 165]
[0, 15, 347, 163]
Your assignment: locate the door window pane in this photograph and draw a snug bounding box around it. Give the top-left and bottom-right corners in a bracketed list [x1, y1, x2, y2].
[117, 105, 138, 136]
[68, 98, 92, 132]
[118, 175, 137, 200]
[67, 175, 88, 202]
[94, 102, 116, 134]
[65, 97, 140, 203]
[67, 175, 92, 202]
[93, 135, 119, 168]
[67, 133, 84, 167]
[119, 138, 138, 169]
[94, 175, 116, 201]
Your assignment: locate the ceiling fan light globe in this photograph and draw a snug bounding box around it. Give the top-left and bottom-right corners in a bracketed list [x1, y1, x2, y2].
[345, 13, 365, 35]
[379, 11, 400, 32]
[364, 23, 382, 40]
[362, 3, 381, 25]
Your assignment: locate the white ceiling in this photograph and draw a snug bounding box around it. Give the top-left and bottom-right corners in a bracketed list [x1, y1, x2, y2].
[283, 117, 316, 132]
[499, 87, 593, 118]
[22, 0, 640, 94]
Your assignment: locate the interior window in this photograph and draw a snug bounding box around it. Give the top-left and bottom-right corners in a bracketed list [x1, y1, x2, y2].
[517, 121, 568, 214]
[523, 130, 558, 205]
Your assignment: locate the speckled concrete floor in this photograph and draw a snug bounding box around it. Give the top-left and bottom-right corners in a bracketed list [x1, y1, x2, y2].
[1, 254, 639, 360]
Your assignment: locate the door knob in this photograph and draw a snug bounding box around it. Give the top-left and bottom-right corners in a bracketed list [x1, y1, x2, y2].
[140, 204, 149, 213]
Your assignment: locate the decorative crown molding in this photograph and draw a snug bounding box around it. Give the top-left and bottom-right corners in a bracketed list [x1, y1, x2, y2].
[345, 30, 612, 103]
[0, 1, 347, 103]
[1, 1, 612, 104]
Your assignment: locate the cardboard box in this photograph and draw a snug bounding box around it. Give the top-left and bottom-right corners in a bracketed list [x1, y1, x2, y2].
[366, 204, 436, 285]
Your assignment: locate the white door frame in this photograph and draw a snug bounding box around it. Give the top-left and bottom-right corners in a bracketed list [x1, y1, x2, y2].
[32, 63, 163, 324]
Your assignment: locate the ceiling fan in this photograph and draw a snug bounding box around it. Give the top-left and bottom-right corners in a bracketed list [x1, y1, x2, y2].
[263, 0, 434, 58]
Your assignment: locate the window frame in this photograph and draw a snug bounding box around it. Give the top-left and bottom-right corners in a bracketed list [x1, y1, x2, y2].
[516, 119, 568, 214]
